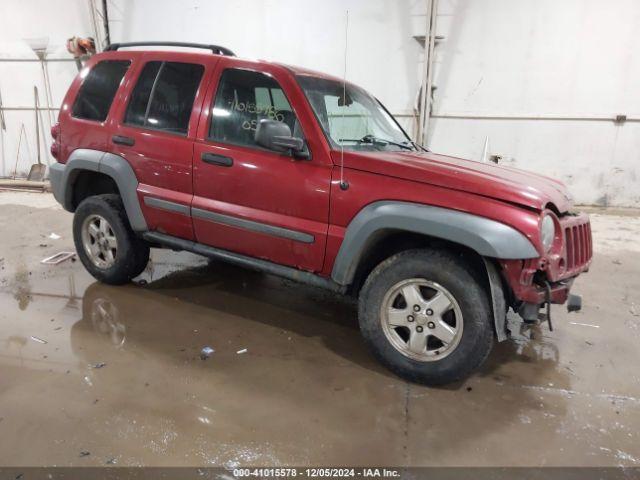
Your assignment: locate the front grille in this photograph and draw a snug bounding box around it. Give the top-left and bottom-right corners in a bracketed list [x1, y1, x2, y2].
[563, 218, 592, 273]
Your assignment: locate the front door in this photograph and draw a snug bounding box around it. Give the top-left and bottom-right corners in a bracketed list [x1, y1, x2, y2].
[192, 63, 331, 272]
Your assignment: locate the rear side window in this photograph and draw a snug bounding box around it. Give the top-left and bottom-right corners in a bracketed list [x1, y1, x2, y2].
[209, 69, 300, 148]
[125, 61, 204, 135]
[72, 60, 130, 121]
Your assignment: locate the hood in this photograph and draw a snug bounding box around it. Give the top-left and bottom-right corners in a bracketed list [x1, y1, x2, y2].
[339, 150, 572, 212]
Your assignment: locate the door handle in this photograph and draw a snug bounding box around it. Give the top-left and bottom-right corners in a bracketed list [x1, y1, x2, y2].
[201, 152, 233, 167]
[112, 135, 135, 146]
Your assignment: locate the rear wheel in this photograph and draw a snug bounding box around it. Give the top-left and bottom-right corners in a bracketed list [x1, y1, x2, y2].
[73, 194, 150, 285]
[358, 248, 493, 385]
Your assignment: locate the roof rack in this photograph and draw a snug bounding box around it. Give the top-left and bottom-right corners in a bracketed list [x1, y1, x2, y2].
[104, 42, 235, 56]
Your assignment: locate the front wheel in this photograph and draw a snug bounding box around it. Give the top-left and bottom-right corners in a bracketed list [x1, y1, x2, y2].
[73, 194, 150, 285]
[358, 249, 494, 385]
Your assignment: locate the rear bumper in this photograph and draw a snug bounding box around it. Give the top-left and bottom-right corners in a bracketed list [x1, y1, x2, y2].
[49, 162, 66, 206]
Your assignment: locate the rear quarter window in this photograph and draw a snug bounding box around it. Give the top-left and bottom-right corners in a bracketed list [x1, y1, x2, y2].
[72, 60, 130, 122]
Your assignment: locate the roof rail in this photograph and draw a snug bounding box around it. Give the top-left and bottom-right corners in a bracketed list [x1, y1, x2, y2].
[104, 42, 235, 56]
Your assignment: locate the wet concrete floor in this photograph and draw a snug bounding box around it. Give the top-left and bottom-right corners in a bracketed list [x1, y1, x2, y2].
[0, 192, 639, 467]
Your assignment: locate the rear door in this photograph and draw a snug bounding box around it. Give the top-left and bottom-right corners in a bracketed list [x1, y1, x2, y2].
[109, 52, 216, 240]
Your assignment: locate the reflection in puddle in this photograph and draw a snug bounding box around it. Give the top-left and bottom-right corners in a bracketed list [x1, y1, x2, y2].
[1, 252, 637, 467]
[64, 274, 80, 312]
[89, 296, 125, 348]
[75, 264, 568, 392]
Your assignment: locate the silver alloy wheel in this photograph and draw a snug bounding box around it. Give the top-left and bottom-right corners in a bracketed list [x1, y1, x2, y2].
[81, 214, 118, 269]
[381, 278, 464, 362]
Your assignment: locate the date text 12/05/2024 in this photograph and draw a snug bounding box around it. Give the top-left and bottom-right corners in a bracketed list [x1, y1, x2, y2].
[232, 468, 401, 478]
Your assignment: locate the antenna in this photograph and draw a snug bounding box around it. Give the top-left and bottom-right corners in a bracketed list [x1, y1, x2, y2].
[339, 10, 349, 191]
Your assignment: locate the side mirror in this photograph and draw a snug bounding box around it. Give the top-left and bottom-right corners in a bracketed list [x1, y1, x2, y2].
[255, 119, 309, 159]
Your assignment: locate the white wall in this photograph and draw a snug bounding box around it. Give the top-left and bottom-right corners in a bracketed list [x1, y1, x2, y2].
[0, 0, 94, 177]
[430, 0, 640, 207]
[108, 0, 425, 133]
[1, 0, 639, 206]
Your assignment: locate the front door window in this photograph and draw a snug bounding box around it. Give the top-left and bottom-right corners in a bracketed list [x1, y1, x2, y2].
[209, 69, 302, 148]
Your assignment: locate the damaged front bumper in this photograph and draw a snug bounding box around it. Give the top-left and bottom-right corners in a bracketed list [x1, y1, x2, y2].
[500, 212, 593, 305]
[511, 272, 584, 334]
[492, 212, 592, 338]
[518, 293, 582, 323]
[485, 260, 585, 342]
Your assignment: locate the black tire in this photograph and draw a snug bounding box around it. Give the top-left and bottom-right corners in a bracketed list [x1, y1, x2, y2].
[358, 248, 493, 385]
[73, 194, 150, 285]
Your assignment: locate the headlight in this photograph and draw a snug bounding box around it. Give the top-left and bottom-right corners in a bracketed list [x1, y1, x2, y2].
[540, 214, 556, 252]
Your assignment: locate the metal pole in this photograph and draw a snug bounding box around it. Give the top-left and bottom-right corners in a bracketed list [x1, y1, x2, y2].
[13, 124, 26, 179]
[0, 58, 76, 63]
[37, 97, 51, 167]
[34, 87, 41, 166]
[102, 0, 111, 47]
[0, 87, 5, 177]
[0, 88, 6, 131]
[416, 0, 432, 144]
[0, 107, 60, 111]
[430, 112, 640, 122]
[41, 60, 56, 127]
[422, 0, 438, 146]
[39, 59, 55, 135]
[88, 0, 104, 51]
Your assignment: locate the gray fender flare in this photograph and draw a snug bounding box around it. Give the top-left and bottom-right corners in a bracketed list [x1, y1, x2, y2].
[331, 201, 538, 286]
[52, 149, 147, 231]
[331, 201, 538, 342]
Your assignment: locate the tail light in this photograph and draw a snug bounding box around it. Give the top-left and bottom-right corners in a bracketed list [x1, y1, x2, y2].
[51, 123, 60, 140]
[50, 122, 60, 160]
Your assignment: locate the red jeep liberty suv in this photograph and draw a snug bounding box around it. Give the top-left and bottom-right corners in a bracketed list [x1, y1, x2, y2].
[49, 42, 592, 385]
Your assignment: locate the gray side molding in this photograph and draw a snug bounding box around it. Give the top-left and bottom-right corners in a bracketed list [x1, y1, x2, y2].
[192, 207, 315, 244]
[143, 196, 190, 216]
[56, 149, 147, 232]
[331, 201, 539, 285]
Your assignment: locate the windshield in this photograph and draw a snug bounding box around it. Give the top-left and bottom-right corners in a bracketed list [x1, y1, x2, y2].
[296, 75, 415, 152]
